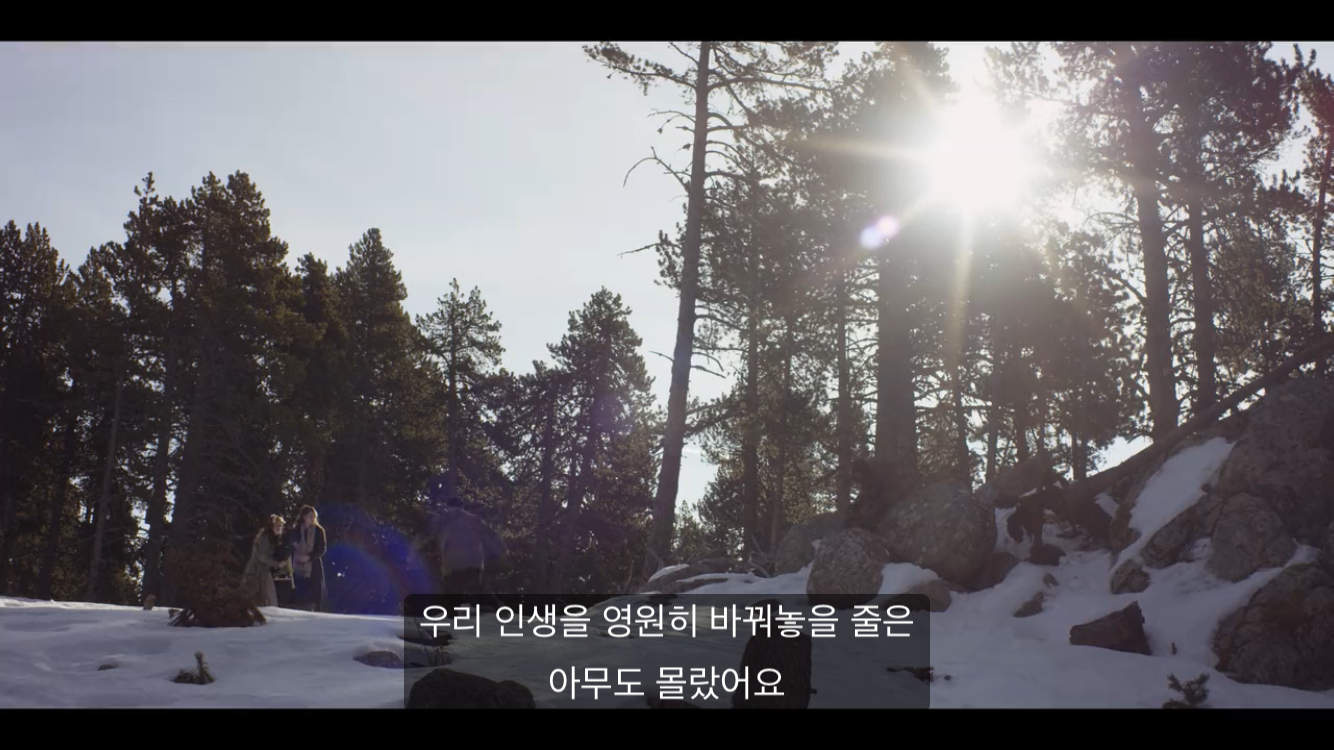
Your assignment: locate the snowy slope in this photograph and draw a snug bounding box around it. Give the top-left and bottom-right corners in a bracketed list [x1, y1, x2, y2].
[3, 438, 1332, 708]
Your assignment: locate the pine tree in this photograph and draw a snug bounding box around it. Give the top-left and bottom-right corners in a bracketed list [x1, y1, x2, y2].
[546, 289, 658, 592]
[0, 222, 74, 594]
[417, 279, 505, 499]
[586, 41, 837, 570]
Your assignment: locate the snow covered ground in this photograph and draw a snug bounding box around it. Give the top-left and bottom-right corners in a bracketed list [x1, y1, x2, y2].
[4, 436, 1333, 708]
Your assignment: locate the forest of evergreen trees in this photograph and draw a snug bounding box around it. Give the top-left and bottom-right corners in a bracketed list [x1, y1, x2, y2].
[1, 42, 1331, 614]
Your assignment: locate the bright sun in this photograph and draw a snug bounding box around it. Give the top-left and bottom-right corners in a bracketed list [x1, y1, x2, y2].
[922, 88, 1035, 216]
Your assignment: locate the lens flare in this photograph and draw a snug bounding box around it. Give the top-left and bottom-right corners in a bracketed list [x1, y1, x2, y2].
[859, 226, 881, 249]
[859, 215, 901, 249]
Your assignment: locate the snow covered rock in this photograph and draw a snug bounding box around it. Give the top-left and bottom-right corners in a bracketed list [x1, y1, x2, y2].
[637, 557, 745, 595]
[1213, 563, 1334, 691]
[878, 479, 994, 587]
[901, 578, 956, 612]
[1107, 438, 1234, 594]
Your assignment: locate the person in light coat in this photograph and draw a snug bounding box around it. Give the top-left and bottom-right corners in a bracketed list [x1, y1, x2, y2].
[240, 514, 289, 607]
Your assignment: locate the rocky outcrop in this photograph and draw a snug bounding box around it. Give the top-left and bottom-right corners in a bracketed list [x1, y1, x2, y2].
[1213, 564, 1334, 691]
[1213, 378, 1334, 546]
[773, 512, 845, 575]
[879, 479, 995, 587]
[1206, 494, 1298, 582]
[805, 529, 888, 608]
[1109, 488, 1300, 593]
[406, 668, 536, 709]
[1110, 559, 1150, 595]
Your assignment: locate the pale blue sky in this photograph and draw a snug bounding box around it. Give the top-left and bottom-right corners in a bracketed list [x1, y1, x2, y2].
[2, 41, 1327, 512]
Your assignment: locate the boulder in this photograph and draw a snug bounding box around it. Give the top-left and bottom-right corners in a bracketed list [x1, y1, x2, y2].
[1109, 559, 1150, 595]
[1213, 378, 1334, 546]
[879, 479, 995, 587]
[354, 650, 403, 668]
[1206, 494, 1298, 582]
[806, 529, 889, 609]
[1013, 591, 1045, 618]
[1069, 601, 1151, 656]
[968, 551, 1020, 592]
[906, 578, 955, 613]
[1212, 564, 1334, 691]
[773, 512, 846, 575]
[406, 668, 536, 709]
[887, 578, 956, 613]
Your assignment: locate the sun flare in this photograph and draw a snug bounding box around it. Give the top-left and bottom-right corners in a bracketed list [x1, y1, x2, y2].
[923, 88, 1036, 215]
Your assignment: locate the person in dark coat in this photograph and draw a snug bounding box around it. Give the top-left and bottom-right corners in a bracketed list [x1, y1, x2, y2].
[289, 505, 328, 612]
[418, 471, 506, 601]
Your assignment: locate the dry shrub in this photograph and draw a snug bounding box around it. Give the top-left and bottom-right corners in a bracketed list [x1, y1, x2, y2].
[173, 652, 216, 685]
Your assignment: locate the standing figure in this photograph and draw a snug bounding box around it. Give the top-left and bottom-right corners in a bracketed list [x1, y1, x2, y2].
[416, 472, 506, 604]
[289, 505, 328, 612]
[240, 514, 288, 608]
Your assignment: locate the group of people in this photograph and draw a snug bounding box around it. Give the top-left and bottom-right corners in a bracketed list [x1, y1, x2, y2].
[241, 504, 328, 612]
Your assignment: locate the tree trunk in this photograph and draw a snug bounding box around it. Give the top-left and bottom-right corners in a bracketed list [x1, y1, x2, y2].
[0, 456, 11, 595]
[1312, 131, 1331, 363]
[447, 324, 460, 490]
[1117, 46, 1179, 439]
[646, 42, 712, 569]
[532, 394, 558, 593]
[834, 268, 854, 514]
[553, 414, 599, 594]
[40, 404, 80, 599]
[769, 328, 794, 552]
[161, 335, 214, 607]
[87, 370, 127, 603]
[1014, 375, 1031, 464]
[953, 362, 970, 484]
[875, 249, 916, 483]
[741, 299, 761, 558]
[142, 334, 178, 599]
[1187, 197, 1216, 412]
[985, 400, 1000, 482]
